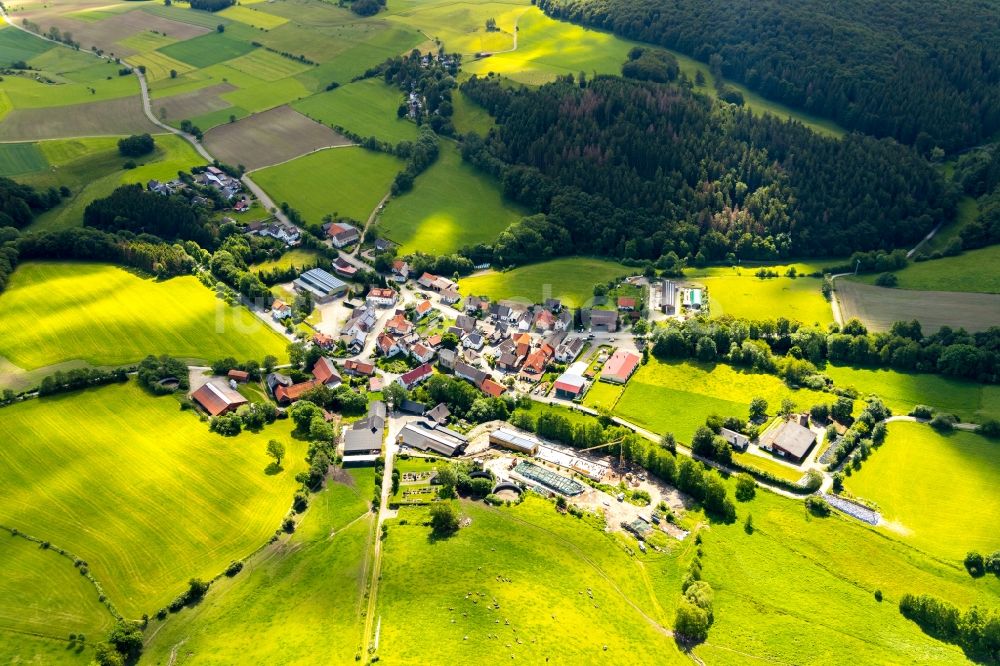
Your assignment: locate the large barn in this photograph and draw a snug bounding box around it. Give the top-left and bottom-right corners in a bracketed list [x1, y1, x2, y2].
[191, 381, 248, 416]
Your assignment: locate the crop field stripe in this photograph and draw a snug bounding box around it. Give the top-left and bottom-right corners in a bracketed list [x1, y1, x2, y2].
[0, 262, 287, 370]
[0, 142, 48, 176]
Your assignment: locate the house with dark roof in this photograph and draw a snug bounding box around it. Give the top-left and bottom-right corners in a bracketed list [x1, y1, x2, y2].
[764, 419, 817, 463]
[426, 403, 450, 423]
[454, 361, 488, 387]
[191, 381, 248, 416]
[343, 404, 384, 465]
[266, 372, 292, 397]
[583, 309, 618, 332]
[556, 337, 585, 363]
[399, 399, 426, 415]
[398, 421, 467, 457]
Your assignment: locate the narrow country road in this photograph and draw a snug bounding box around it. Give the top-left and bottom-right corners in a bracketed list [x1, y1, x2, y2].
[354, 191, 392, 256]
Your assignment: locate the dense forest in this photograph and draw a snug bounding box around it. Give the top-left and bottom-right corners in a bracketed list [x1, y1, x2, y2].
[536, 0, 1000, 152]
[0, 177, 64, 228]
[460, 74, 951, 262]
[954, 144, 1000, 250]
[83, 184, 214, 248]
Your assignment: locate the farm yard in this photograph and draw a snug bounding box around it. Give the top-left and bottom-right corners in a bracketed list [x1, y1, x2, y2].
[458, 257, 634, 308]
[823, 364, 1000, 423]
[846, 422, 1000, 561]
[375, 497, 691, 664]
[141, 469, 374, 664]
[0, 263, 287, 373]
[613, 358, 829, 442]
[293, 78, 420, 145]
[203, 105, 352, 171]
[253, 146, 402, 224]
[0, 381, 308, 618]
[835, 279, 1000, 333]
[377, 146, 524, 255]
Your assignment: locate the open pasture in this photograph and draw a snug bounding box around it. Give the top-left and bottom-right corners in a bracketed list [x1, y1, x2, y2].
[702, 274, 832, 325]
[695, 479, 990, 665]
[846, 421, 1000, 561]
[141, 3, 234, 30]
[853, 244, 1000, 294]
[0, 535, 115, 665]
[224, 48, 310, 82]
[292, 24, 423, 90]
[0, 24, 54, 63]
[127, 49, 194, 82]
[141, 469, 373, 665]
[158, 31, 256, 69]
[614, 358, 829, 442]
[253, 145, 401, 224]
[384, 0, 525, 54]
[21, 134, 204, 231]
[0, 262, 287, 371]
[0, 94, 156, 141]
[115, 29, 178, 54]
[376, 497, 690, 664]
[250, 248, 324, 274]
[0, 381, 307, 618]
[451, 88, 494, 135]
[823, 364, 1000, 423]
[0, 141, 48, 176]
[217, 4, 288, 29]
[458, 257, 634, 308]
[377, 145, 523, 255]
[293, 78, 418, 144]
[836, 279, 1000, 333]
[203, 105, 351, 171]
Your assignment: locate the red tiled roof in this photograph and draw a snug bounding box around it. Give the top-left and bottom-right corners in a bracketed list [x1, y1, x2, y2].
[481, 377, 506, 398]
[618, 297, 636, 308]
[399, 363, 432, 386]
[191, 381, 248, 416]
[227, 369, 249, 382]
[416, 300, 432, 314]
[553, 380, 583, 395]
[602, 350, 641, 383]
[426, 334, 442, 347]
[368, 287, 396, 300]
[312, 357, 341, 385]
[313, 333, 334, 348]
[275, 380, 317, 403]
[345, 359, 375, 376]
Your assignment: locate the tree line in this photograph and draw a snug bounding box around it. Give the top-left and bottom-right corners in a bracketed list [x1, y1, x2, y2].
[459, 74, 951, 265]
[535, 0, 1000, 153]
[649, 315, 1000, 384]
[899, 593, 1000, 664]
[0, 177, 66, 229]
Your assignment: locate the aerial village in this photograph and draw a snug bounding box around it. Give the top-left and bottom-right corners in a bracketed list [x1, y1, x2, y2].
[187, 226, 829, 540]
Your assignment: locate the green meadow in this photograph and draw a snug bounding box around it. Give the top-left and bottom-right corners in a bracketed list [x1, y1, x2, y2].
[703, 274, 832, 325]
[0, 141, 47, 175]
[15, 134, 204, 231]
[293, 78, 418, 144]
[142, 469, 374, 664]
[249, 248, 324, 274]
[253, 146, 402, 224]
[614, 358, 829, 442]
[0, 535, 114, 664]
[852, 244, 1000, 294]
[458, 257, 634, 308]
[376, 497, 690, 664]
[696, 480, 993, 665]
[378, 145, 523, 255]
[451, 89, 494, 135]
[0, 381, 308, 618]
[823, 364, 1000, 423]
[0, 262, 287, 371]
[846, 421, 1000, 561]
[157, 31, 257, 69]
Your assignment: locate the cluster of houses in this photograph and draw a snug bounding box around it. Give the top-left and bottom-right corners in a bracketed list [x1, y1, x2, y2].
[148, 166, 245, 205]
[245, 219, 301, 246]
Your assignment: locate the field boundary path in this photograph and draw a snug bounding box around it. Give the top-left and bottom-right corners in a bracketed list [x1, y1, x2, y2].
[354, 192, 392, 257]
